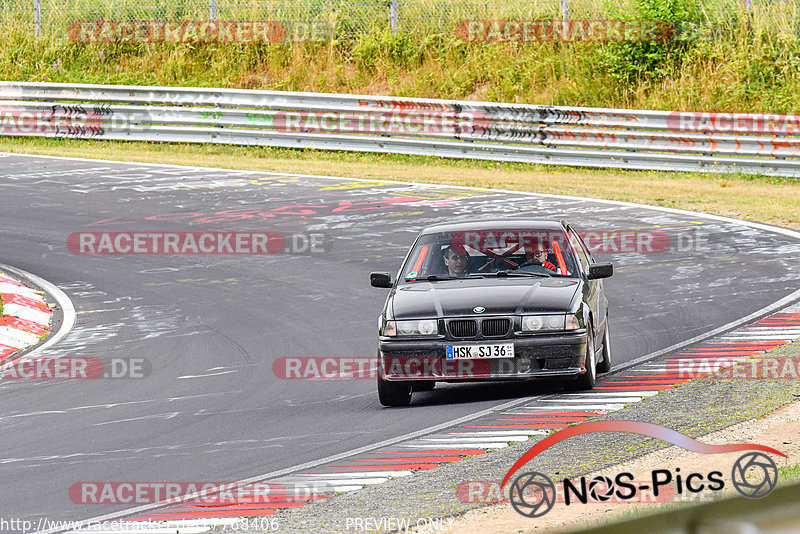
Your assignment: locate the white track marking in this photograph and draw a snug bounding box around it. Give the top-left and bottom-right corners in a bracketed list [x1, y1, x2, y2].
[562, 389, 658, 400]
[446, 430, 549, 436]
[399, 442, 510, 449]
[176, 370, 238, 379]
[507, 404, 625, 411]
[288, 470, 413, 480]
[420, 437, 527, 442]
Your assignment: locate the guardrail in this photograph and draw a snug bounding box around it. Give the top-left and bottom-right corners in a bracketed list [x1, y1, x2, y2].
[1, 82, 799, 176]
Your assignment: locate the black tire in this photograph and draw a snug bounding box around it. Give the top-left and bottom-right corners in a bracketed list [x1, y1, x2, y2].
[596, 321, 612, 374]
[565, 328, 596, 391]
[378, 376, 412, 407]
[412, 381, 435, 392]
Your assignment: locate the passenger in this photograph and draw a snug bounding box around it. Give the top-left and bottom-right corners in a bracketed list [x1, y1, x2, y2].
[443, 246, 469, 277]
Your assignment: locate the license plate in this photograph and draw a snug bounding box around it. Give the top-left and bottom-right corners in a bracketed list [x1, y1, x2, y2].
[446, 343, 514, 360]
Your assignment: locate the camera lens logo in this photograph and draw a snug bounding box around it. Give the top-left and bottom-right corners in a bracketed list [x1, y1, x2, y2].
[586, 475, 614, 501]
[731, 452, 778, 499]
[509, 471, 556, 517]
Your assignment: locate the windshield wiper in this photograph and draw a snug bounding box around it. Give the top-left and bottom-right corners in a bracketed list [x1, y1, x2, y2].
[479, 270, 551, 278]
[405, 274, 457, 281]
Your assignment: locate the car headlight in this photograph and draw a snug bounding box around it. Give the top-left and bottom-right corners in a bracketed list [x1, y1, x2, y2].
[521, 314, 581, 332]
[383, 319, 438, 337]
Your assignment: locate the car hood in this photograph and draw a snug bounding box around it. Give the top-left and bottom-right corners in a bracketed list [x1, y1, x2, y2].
[391, 278, 581, 319]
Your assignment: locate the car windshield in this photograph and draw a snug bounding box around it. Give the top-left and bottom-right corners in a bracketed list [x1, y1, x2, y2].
[401, 228, 579, 281]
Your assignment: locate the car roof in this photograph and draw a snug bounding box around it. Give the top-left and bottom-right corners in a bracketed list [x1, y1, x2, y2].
[419, 219, 568, 235]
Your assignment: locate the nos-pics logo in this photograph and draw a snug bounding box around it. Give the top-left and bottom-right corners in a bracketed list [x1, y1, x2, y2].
[502, 421, 783, 518]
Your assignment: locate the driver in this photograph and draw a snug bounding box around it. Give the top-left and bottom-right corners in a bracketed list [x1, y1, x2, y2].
[443, 245, 469, 277]
[521, 245, 557, 272]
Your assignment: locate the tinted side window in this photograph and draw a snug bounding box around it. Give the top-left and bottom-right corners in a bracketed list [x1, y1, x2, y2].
[568, 231, 590, 272]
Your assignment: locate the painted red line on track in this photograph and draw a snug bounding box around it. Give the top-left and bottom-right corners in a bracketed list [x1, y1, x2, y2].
[603, 380, 690, 385]
[677, 351, 765, 356]
[682, 346, 780, 352]
[490, 416, 591, 422]
[0, 276, 25, 287]
[617, 374, 689, 378]
[495, 418, 586, 422]
[383, 449, 486, 455]
[490, 411, 605, 417]
[698, 341, 789, 347]
[464, 423, 569, 429]
[356, 457, 462, 462]
[595, 385, 676, 390]
[0, 316, 50, 335]
[0, 293, 49, 313]
[138, 509, 277, 519]
[0, 344, 17, 358]
[323, 463, 439, 470]
[494, 411, 604, 417]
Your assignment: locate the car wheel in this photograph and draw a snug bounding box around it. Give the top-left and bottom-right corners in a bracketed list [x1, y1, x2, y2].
[412, 381, 435, 392]
[566, 328, 596, 391]
[596, 321, 612, 374]
[378, 376, 412, 407]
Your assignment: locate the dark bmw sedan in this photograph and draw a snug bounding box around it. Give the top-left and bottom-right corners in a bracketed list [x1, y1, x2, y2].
[370, 220, 613, 406]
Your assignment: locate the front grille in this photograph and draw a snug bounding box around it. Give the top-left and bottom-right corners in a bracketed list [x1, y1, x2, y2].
[482, 318, 511, 337]
[449, 319, 477, 338]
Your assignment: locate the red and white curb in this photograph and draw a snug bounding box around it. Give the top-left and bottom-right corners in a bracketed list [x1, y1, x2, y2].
[0, 271, 53, 359]
[53, 301, 800, 533]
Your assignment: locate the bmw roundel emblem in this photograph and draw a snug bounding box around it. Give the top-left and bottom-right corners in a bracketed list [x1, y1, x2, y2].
[473, 306, 486, 313]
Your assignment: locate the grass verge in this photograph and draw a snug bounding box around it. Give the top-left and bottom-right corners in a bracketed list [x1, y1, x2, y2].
[2, 136, 799, 229]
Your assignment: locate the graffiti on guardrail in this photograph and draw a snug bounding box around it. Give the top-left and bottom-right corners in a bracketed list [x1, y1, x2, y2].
[357, 99, 454, 113]
[3, 83, 799, 176]
[0, 104, 149, 137]
[0, 106, 105, 137]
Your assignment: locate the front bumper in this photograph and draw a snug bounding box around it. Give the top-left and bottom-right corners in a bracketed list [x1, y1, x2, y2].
[378, 332, 587, 382]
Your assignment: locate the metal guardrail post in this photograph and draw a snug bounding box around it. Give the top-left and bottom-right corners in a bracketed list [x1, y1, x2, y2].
[209, 0, 217, 23]
[390, 0, 398, 35]
[33, 0, 42, 36]
[561, 0, 569, 20]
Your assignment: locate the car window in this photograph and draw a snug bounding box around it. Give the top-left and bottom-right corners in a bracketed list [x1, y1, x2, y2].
[401, 228, 579, 280]
[568, 230, 590, 272]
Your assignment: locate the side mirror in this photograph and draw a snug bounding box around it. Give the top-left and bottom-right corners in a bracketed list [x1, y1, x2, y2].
[587, 262, 613, 280]
[370, 272, 393, 288]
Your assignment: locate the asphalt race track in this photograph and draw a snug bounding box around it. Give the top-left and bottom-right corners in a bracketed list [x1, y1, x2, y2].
[1, 153, 799, 528]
